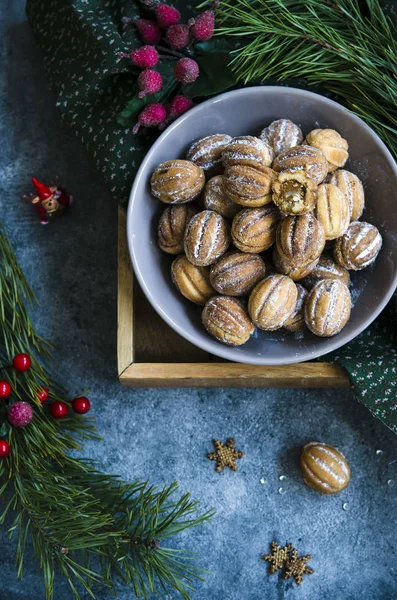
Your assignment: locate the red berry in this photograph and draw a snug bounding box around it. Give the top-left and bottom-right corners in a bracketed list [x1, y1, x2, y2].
[72, 396, 91, 414]
[130, 46, 159, 69]
[0, 381, 12, 399]
[133, 103, 167, 134]
[8, 401, 33, 428]
[12, 353, 32, 372]
[155, 4, 181, 29]
[174, 58, 199, 83]
[189, 9, 216, 42]
[37, 386, 49, 403]
[137, 69, 163, 98]
[0, 440, 10, 458]
[133, 18, 162, 44]
[167, 95, 194, 120]
[165, 24, 190, 49]
[50, 401, 68, 419]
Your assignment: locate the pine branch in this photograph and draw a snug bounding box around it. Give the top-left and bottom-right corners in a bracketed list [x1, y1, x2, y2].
[213, 0, 397, 157]
[0, 221, 214, 600]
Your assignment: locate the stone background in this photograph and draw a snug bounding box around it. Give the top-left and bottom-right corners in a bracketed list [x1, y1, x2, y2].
[0, 2, 396, 599]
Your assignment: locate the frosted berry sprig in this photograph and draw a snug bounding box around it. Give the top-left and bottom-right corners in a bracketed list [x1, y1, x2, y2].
[119, 2, 219, 133]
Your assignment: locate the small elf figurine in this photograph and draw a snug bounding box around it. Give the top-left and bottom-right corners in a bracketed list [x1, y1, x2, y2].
[28, 177, 72, 225]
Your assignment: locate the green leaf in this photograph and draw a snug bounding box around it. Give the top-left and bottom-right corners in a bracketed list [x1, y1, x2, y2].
[116, 63, 178, 128]
[0, 421, 9, 437]
[182, 51, 237, 98]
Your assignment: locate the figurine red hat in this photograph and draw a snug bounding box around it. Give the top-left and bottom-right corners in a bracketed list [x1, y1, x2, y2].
[32, 177, 52, 200]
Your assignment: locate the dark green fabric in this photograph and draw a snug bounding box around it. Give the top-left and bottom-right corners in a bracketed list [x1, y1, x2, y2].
[26, 0, 397, 433]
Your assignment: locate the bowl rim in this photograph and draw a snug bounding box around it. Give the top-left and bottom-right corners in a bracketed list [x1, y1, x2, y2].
[127, 85, 397, 365]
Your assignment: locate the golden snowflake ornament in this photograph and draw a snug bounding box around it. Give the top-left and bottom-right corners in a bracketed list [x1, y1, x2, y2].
[283, 548, 314, 585]
[207, 439, 244, 472]
[262, 542, 293, 574]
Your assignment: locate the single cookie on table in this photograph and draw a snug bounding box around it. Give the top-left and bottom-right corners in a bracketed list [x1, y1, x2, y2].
[300, 254, 350, 289]
[272, 247, 319, 281]
[300, 442, 351, 494]
[232, 205, 281, 253]
[171, 255, 214, 305]
[223, 165, 276, 208]
[186, 134, 232, 177]
[184, 210, 231, 267]
[272, 169, 317, 215]
[305, 128, 349, 173]
[259, 119, 303, 156]
[284, 283, 308, 332]
[276, 213, 326, 268]
[304, 279, 351, 337]
[210, 251, 266, 297]
[273, 145, 328, 185]
[248, 274, 298, 331]
[222, 135, 274, 170]
[334, 221, 382, 270]
[203, 175, 240, 219]
[158, 203, 199, 254]
[329, 169, 364, 221]
[151, 159, 205, 204]
[202, 296, 255, 346]
[315, 183, 350, 240]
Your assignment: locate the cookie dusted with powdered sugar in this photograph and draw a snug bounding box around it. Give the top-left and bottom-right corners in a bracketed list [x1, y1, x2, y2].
[273, 144, 328, 185]
[329, 169, 365, 221]
[171, 255, 214, 305]
[202, 296, 255, 346]
[304, 279, 351, 337]
[222, 135, 274, 170]
[260, 119, 303, 156]
[232, 205, 281, 253]
[248, 274, 298, 331]
[276, 213, 326, 268]
[186, 134, 232, 177]
[210, 252, 266, 297]
[203, 175, 240, 219]
[300, 254, 350, 289]
[334, 222, 382, 270]
[284, 283, 308, 332]
[151, 159, 205, 204]
[223, 165, 276, 208]
[158, 203, 199, 254]
[305, 128, 349, 173]
[184, 210, 231, 267]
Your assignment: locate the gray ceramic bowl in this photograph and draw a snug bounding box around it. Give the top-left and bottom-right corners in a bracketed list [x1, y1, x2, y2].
[127, 86, 397, 365]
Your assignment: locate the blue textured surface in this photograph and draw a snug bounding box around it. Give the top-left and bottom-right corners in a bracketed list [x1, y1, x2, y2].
[0, 3, 396, 599]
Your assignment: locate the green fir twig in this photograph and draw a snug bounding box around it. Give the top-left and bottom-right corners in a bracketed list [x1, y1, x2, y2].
[211, 0, 397, 158]
[0, 222, 214, 600]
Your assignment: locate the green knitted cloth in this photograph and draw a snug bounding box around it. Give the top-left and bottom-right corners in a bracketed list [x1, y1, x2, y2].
[26, 0, 397, 432]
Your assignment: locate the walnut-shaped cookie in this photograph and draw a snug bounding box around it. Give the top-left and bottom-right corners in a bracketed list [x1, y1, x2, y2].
[304, 279, 351, 337]
[151, 159, 205, 204]
[232, 205, 281, 253]
[272, 247, 319, 282]
[158, 203, 199, 254]
[171, 255, 214, 305]
[273, 145, 327, 185]
[272, 169, 317, 215]
[184, 210, 231, 267]
[186, 134, 232, 177]
[284, 283, 308, 332]
[300, 254, 350, 289]
[300, 442, 351, 494]
[329, 169, 365, 221]
[222, 135, 273, 170]
[315, 183, 350, 240]
[248, 274, 298, 331]
[276, 213, 326, 268]
[210, 252, 266, 297]
[203, 175, 240, 219]
[223, 165, 275, 208]
[305, 128, 349, 173]
[260, 119, 303, 157]
[202, 296, 255, 346]
[334, 222, 382, 270]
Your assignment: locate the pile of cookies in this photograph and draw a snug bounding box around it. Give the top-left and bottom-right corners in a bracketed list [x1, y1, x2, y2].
[151, 119, 383, 346]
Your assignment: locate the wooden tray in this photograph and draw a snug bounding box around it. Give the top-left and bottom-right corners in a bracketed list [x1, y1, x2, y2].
[118, 208, 350, 388]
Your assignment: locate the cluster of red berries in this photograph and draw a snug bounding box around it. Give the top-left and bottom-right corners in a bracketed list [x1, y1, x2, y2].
[0, 353, 91, 458]
[119, 2, 218, 133]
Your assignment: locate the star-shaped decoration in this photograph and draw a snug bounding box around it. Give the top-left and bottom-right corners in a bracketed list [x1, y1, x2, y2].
[207, 439, 244, 472]
[283, 548, 314, 585]
[262, 541, 293, 574]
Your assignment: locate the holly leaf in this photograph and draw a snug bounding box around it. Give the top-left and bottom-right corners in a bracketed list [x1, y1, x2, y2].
[182, 50, 237, 98]
[0, 421, 9, 437]
[117, 62, 178, 128]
